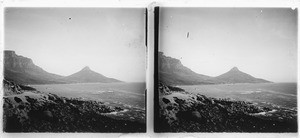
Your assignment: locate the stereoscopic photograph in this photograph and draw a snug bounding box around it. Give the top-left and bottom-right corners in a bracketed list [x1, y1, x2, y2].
[3, 8, 146, 132]
[156, 8, 297, 132]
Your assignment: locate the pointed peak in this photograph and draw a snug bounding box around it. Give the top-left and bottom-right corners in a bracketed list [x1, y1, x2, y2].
[82, 66, 91, 71]
[230, 67, 239, 71]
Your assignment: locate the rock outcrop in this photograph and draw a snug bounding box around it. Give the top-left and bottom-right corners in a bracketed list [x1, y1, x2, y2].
[3, 79, 37, 96]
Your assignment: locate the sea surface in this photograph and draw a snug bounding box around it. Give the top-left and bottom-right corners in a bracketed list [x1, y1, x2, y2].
[179, 83, 297, 110]
[31, 82, 146, 122]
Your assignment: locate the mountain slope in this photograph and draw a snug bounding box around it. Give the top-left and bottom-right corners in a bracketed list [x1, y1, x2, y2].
[63, 66, 121, 83]
[158, 52, 271, 85]
[214, 67, 271, 83]
[4, 51, 66, 84]
[158, 52, 215, 85]
[4, 51, 121, 84]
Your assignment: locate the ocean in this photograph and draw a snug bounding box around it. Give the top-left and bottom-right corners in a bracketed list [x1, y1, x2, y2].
[179, 83, 297, 110]
[31, 82, 146, 122]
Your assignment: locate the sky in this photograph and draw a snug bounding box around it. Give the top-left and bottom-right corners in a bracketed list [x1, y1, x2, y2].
[5, 8, 146, 82]
[159, 8, 297, 83]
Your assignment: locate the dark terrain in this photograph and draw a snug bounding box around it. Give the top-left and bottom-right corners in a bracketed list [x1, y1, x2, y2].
[3, 80, 145, 132]
[156, 82, 297, 132]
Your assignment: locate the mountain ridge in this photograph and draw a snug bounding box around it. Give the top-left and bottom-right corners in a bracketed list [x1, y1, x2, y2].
[158, 52, 215, 85]
[4, 51, 66, 84]
[3, 50, 121, 84]
[159, 52, 271, 85]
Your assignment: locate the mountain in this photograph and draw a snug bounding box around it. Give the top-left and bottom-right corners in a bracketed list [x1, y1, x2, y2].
[64, 66, 121, 83]
[158, 52, 271, 85]
[3, 51, 121, 84]
[4, 50, 66, 84]
[158, 52, 215, 85]
[214, 67, 271, 83]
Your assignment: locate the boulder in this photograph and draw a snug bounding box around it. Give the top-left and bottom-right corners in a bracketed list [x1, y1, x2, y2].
[191, 111, 202, 120]
[43, 110, 54, 121]
[14, 97, 22, 103]
[162, 98, 171, 104]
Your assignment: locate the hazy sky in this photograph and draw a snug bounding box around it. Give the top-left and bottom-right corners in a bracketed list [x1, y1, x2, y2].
[5, 8, 146, 82]
[159, 8, 297, 82]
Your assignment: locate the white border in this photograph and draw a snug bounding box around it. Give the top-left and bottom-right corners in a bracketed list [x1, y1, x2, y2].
[1, 0, 299, 138]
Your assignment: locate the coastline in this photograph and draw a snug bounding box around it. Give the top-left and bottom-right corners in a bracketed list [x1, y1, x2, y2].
[3, 80, 146, 132]
[157, 82, 297, 132]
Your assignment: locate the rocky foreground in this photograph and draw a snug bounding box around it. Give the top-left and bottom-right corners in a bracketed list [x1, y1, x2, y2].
[3, 80, 145, 132]
[157, 82, 297, 132]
